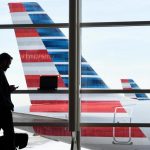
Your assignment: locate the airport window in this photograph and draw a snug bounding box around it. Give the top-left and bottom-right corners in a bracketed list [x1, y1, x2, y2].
[1, 1, 150, 150]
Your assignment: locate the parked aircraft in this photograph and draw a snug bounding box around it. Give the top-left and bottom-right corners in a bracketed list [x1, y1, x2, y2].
[7, 2, 150, 149]
[121, 79, 150, 100]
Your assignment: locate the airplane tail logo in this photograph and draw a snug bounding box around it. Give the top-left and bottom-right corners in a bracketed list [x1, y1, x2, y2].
[8, 2, 108, 90]
[8, 2, 147, 140]
[121, 79, 150, 100]
[8, 2, 110, 113]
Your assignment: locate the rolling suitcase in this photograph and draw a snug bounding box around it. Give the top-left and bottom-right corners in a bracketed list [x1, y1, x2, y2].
[15, 133, 28, 149]
[0, 133, 28, 149]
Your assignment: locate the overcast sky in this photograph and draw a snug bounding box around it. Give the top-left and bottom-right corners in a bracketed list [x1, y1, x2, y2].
[0, 0, 150, 108]
[0, 0, 150, 90]
[0, 0, 150, 149]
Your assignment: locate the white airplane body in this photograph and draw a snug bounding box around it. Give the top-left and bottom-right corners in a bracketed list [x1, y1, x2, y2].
[6, 2, 150, 149]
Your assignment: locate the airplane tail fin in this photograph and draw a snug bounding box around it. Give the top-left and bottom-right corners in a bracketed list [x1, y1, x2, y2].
[121, 79, 150, 100]
[8, 2, 109, 109]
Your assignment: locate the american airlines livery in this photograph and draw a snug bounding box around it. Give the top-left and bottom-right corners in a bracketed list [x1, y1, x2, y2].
[8, 2, 150, 150]
[121, 79, 150, 100]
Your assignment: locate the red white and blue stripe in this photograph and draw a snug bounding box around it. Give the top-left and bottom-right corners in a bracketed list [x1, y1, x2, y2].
[9, 2, 146, 139]
[121, 79, 150, 100]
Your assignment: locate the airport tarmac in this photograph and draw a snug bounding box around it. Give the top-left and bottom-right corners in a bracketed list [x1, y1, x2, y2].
[15, 128, 89, 150]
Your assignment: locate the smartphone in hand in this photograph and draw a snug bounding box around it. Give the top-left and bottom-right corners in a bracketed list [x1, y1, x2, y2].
[15, 86, 19, 89]
[10, 85, 19, 92]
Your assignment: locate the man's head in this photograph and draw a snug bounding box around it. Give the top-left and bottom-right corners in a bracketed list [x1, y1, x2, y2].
[0, 53, 13, 71]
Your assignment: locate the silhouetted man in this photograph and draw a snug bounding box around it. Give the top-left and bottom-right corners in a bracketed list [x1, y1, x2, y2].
[0, 53, 18, 150]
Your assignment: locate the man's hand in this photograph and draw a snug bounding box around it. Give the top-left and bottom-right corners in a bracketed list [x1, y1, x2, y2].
[10, 85, 19, 92]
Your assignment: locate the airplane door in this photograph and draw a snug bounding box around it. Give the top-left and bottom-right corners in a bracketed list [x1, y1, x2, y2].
[113, 106, 133, 144]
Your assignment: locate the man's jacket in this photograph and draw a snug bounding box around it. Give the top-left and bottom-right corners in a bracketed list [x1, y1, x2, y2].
[0, 69, 14, 111]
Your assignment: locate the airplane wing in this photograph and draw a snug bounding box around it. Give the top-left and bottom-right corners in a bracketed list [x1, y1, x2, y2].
[8, 2, 150, 149]
[121, 79, 150, 100]
[13, 112, 68, 132]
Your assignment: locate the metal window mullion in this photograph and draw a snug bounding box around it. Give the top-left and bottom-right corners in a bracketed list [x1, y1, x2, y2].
[69, 0, 81, 149]
[12, 89, 150, 94]
[76, 0, 81, 149]
[1, 21, 150, 29]
[13, 122, 150, 127]
[69, 0, 77, 132]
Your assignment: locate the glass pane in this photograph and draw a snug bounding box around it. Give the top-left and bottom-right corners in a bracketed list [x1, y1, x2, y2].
[0, 0, 68, 24]
[82, 27, 150, 89]
[82, 0, 150, 22]
[80, 27, 150, 149]
[0, 0, 71, 146]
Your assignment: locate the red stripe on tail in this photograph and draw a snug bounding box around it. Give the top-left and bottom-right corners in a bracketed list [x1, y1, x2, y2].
[9, 3, 26, 12]
[33, 126, 145, 137]
[121, 79, 129, 83]
[30, 101, 126, 113]
[15, 29, 40, 37]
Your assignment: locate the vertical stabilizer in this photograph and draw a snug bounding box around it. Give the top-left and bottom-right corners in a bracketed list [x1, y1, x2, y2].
[121, 79, 149, 100]
[8, 2, 109, 113]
